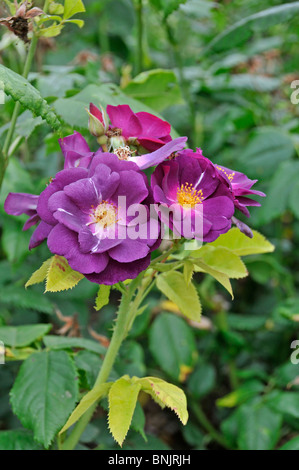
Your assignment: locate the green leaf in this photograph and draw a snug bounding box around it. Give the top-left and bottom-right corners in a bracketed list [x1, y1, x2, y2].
[0, 286, 53, 314]
[75, 350, 103, 388]
[193, 259, 233, 298]
[188, 364, 216, 399]
[257, 161, 299, 224]
[156, 271, 201, 322]
[38, 23, 64, 38]
[280, 436, 299, 450]
[123, 69, 183, 112]
[0, 65, 61, 131]
[0, 430, 43, 450]
[0, 324, 52, 348]
[209, 228, 275, 256]
[239, 128, 294, 179]
[10, 350, 79, 448]
[269, 392, 299, 419]
[208, 2, 299, 52]
[139, 376, 188, 425]
[193, 246, 248, 279]
[131, 402, 147, 441]
[108, 377, 141, 446]
[43, 335, 106, 355]
[1, 214, 32, 263]
[237, 403, 282, 450]
[45, 255, 84, 292]
[95, 285, 111, 311]
[63, 0, 86, 19]
[63, 19, 85, 28]
[183, 260, 194, 286]
[216, 381, 264, 408]
[25, 258, 53, 288]
[60, 382, 111, 434]
[149, 313, 197, 381]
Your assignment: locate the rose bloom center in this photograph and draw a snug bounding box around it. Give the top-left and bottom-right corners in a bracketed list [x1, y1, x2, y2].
[177, 183, 204, 208]
[88, 201, 117, 231]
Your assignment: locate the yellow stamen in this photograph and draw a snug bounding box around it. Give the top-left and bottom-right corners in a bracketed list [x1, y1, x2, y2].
[216, 166, 235, 182]
[177, 183, 204, 207]
[88, 201, 117, 229]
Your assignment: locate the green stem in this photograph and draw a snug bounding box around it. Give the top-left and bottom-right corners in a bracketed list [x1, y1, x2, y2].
[0, 0, 50, 191]
[135, 0, 144, 74]
[190, 399, 231, 449]
[61, 275, 149, 450]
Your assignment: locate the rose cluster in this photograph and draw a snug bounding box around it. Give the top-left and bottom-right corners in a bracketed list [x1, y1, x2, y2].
[4, 104, 265, 285]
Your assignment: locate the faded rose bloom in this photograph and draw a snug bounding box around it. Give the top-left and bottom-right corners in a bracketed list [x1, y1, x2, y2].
[37, 153, 160, 285]
[88, 103, 187, 169]
[151, 149, 235, 242]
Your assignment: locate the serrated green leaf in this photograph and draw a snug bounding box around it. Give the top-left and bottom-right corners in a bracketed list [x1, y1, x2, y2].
[209, 228, 275, 257]
[60, 382, 111, 434]
[183, 260, 194, 286]
[0, 324, 52, 348]
[45, 255, 84, 292]
[193, 246, 248, 279]
[108, 377, 141, 446]
[0, 430, 43, 450]
[156, 271, 201, 322]
[25, 257, 53, 288]
[139, 376, 188, 425]
[0, 65, 61, 131]
[10, 350, 79, 448]
[63, 0, 86, 20]
[193, 259, 233, 298]
[95, 285, 111, 311]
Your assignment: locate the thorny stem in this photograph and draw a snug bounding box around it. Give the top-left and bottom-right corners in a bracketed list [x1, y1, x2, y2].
[61, 272, 155, 450]
[0, 0, 50, 191]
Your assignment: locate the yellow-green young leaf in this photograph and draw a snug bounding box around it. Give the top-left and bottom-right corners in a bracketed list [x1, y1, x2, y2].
[193, 260, 233, 298]
[60, 382, 111, 434]
[194, 246, 248, 279]
[183, 260, 194, 285]
[95, 285, 111, 311]
[108, 377, 141, 446]
[63, 0, 86, 20]
[209, 228, 275, 256]
[39, 23, 64, 38]
[139, 377, 188, 425]
[25, 257, 53, 288]
[64, 19, 85, 28]
[156, 271, 201, 322]
[45, 256, 84, 292]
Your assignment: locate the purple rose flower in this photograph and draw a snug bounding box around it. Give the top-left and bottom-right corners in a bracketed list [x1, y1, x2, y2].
[59, 131, 95, 169]
[37, 153, 160, 285]
[215, 164, 265, 217]
[89, 103, 187, 170]
[4, 192, 52, 250]
[90, 103, 173, 151]
[151, 149, 235, 242]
